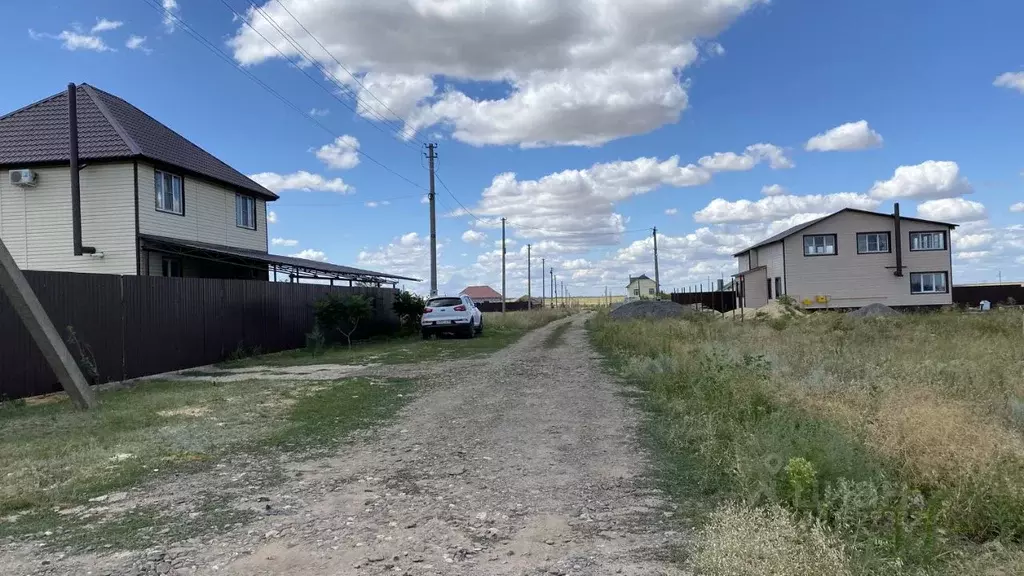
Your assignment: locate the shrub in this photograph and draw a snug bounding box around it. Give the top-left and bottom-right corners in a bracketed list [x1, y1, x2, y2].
[393, 291, 426, 331]
[314, 293, 373, 348]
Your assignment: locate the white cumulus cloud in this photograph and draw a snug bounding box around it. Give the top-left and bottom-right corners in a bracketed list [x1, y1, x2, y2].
[462, 230, 487, 244]
[267, 210, 278, 224]
[291, 249, 328, 262]
[228, 0, 767, 148]
[162, 0, 180, 33]
[126, 35, 151, 54]
[916, 198, 987, 223]
[698, 143, 793, 172]
[30, 28, 114, 52]
[693, 193, 879, 224]
[309, 108, 330, 117]
[91, 19, 123, 33]
[761, 184, 787, 196]
[1010, 202, 1024, 213]
[994, 72, 1024, 94]
[271, 238, 298, 247]
[868, 160, 973, 199]
[665, 208, 678, 215]
[249, 171, 352, 194]
[805, 120, 883, 152]
[314, 135, 361, 170]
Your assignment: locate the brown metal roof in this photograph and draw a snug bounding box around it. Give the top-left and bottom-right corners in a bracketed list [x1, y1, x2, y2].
[460, 285, 503, 299]
[0, 84, 277, 200]
[732, 208, 957, 257]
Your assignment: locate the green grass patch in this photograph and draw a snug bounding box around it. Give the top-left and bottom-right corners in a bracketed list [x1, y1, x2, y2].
[589, 310, 1024, 575]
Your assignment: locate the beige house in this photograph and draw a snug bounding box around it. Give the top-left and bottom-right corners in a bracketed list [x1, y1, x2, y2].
[0, 83, 414, 285]
[627, 274, 657, 299]
[733, 206, 955, 309]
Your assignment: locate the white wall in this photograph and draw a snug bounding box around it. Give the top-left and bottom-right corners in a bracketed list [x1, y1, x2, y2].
[784, 211, 953, 308]
[137, 162, 267, 253]
[756, 242, 786, 297]
[0, 164, 136, 274]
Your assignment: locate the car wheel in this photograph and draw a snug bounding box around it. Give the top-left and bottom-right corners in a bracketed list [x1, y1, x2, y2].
[475, 317, 483, 334]
[464, 323, 476, 339]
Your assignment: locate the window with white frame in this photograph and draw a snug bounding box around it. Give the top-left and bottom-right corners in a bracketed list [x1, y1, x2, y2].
[154, 170, 183, 215]
[910, 231, 945, 251]
[910, 272, 948, 294]
[235, 194, 256, 229]
[803, 234, 836, 256]
[857, 232, 890, 254]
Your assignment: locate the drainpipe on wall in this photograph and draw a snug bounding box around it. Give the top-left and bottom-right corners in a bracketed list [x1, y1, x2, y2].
[893, 202, 903, 277]
[68, 83, 96, 256]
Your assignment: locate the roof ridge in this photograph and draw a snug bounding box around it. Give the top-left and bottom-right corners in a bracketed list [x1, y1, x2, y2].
[80, 84, 141, 155]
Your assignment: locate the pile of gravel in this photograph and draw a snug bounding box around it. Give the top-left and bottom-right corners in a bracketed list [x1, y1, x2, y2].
[609, 300, 693, 320]
[846, 303, 901, 318]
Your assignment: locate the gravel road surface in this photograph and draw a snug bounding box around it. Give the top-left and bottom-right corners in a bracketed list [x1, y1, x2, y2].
[3, 314, 682, 575]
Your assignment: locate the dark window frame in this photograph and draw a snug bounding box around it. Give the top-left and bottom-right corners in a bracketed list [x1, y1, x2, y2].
[775, 277, 783, 298]
[802, 233, 838, 257]
[235, 193, 257, 230]
[909, 230, 947, 252]
[856, 231, 892, 254]
[161, 256, 183, 278]
[909, 271, 949, 294]
[154, 169, 185, 216]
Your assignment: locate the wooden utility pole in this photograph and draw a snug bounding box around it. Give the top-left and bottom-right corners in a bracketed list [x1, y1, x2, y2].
[0, 238, 96, 409]
[527, 243, 532, 310]
[653, 226, 661, 299]
[501, 217, 506, 314]
[425, 143, 438, 296]
[541, 257, 546, 309]
[549, 267, 554, 308]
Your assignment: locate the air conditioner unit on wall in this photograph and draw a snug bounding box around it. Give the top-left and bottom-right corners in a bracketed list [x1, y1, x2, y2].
[9, 169, 38, 187]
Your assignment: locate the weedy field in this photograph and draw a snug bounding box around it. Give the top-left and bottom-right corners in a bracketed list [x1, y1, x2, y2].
[590, 309, 1024, 575]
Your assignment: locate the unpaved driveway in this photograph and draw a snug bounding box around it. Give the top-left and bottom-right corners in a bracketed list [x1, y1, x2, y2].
[3, 314, 682, 575]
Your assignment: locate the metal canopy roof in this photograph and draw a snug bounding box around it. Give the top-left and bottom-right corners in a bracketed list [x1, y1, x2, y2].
[140, 235, 420, 284]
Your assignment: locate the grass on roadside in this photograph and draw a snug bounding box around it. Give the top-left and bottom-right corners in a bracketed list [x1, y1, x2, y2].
[0, 376, 415, 545]
[589, 309, 1024, 575]
[222, 308, 571, 369]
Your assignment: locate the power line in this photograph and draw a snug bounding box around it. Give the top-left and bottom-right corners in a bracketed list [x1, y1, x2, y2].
[268, 0, 426, 145]
[221, 0, 419, 151]
[138, 0, 428, 193]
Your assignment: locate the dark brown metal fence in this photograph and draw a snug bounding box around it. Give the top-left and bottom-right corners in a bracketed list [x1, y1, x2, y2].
[952, 284, 1024, 307]
[475, 301, 538, 312]
[670, 290, 737, 313]
[0, 271, 397, 400]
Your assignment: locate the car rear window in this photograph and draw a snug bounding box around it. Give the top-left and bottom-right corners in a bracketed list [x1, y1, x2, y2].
[427, 298, 463, 307]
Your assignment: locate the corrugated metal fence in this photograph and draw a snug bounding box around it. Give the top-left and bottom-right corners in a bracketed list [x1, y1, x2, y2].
[670, 290, 737, 313]
[0, 271, 397, 400]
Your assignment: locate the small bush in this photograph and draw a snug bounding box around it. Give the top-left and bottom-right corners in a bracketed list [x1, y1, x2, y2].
[314, 293, 372, 348]
[393, 291, 426, 331]
[305, 323, 325, 357]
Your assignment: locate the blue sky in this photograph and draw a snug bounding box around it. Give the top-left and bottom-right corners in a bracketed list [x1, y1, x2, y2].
[4, 0, 1024, 295]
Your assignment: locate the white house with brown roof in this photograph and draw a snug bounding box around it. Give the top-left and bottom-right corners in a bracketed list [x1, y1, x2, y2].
[733, 205, 955, 309]
[0, 83, 415, 285]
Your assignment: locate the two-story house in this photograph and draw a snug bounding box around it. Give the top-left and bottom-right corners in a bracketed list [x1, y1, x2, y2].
[0, 83, 412, 285]
[627, 274, 657, 299]
[733, 205, 955, 309]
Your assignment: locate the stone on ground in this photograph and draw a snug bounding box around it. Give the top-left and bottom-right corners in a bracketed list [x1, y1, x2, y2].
[847, 303, 900, 317]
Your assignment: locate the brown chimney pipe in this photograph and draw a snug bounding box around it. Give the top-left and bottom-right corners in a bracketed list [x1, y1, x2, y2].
[68, 83, 95, 256]
[893, 202, 903, 277]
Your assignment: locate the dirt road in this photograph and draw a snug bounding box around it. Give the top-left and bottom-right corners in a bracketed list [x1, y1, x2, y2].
[5, 314, 682, 575]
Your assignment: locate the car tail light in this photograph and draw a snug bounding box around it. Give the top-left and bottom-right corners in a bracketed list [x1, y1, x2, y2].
[424, 307, 433, 313]
[454, 305, 466, 311]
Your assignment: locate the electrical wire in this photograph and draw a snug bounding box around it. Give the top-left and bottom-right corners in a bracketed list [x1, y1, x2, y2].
[138, 0, 428, 193]
[269, 0, 427, 146]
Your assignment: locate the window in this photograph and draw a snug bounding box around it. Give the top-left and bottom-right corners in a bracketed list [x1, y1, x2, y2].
[236, 194, 256, 229]
[648, 288, 655, 295]
[775, 277, 783, 298]
[857, 232, 890, 254]
[634, 289, 640, 295]
[427, 297, 462, 307]
[155, 170, 183, 215]
[910, 272, 948, 294]
[803, 234, 837, 256]
[910, 231, 946, 251]
[161, 257, 182, 278]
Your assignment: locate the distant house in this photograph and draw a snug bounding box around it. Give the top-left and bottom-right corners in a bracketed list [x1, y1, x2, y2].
[0, 83, 413, 285]
[627, 274, 657, 298]
[732, 205, 956, 309]
[460, 285, 503, 303]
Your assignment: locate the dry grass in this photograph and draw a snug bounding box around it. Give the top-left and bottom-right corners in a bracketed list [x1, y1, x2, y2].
[483, 308, 572, 331]
[590, 309, 1024, 574]
[695, 503, 852, 576]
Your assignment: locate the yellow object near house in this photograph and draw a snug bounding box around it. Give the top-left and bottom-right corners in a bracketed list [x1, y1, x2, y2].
[802, 298, 813, 306]
[815, 295, 829, 304]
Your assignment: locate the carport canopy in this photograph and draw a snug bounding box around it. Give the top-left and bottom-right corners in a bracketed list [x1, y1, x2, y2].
[140, 234, 420, 285]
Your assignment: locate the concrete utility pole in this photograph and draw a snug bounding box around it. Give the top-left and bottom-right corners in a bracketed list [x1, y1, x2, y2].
[527, 244, 532, 310]
[553, 273, 557, 308]
[541, 257, 546, 309]
[550, 268, 554, 308]
[0, 238, 97, 409]
[501, 217, 507, 314]
[653, 226, 661, 299]
[425, 143, 438, 296]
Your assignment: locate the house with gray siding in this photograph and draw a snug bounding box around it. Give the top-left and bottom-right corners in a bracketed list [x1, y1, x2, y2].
[733, 206, 955, 309]
[0, 83, 415, 285]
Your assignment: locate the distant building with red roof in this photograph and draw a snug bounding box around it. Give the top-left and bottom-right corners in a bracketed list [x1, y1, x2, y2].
[459, 285, 503, 303]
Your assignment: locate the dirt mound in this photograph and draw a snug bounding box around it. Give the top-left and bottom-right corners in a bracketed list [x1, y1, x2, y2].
[847, 303, 901, 318]
[609, 299, 693, 320]
[755, 300, 806, 319]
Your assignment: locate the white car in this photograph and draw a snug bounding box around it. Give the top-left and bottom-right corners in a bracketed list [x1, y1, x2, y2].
[421, 295, 483, 339]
